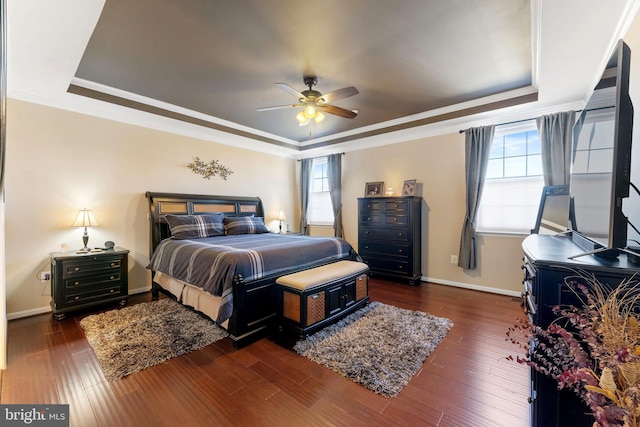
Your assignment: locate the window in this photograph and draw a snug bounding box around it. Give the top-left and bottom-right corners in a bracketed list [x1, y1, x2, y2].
[307, 157, 334, 225]
[477, 124, 544, 234]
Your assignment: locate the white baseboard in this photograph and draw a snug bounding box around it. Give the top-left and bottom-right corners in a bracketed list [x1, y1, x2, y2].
[7, 286, 152, 320]
[423, 276, 522, 298]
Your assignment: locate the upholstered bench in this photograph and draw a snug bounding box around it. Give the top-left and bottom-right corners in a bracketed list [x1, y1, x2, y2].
[276, 260, 369, 338]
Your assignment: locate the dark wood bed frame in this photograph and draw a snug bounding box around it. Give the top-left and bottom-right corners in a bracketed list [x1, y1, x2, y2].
[145, 191, 357, 347]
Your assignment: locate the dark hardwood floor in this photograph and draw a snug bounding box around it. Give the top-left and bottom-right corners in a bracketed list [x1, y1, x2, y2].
[1, 278, 530, 427]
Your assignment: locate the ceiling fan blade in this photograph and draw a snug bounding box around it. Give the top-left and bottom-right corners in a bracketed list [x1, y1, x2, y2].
[275, 83, 308, 101]
[322, 104, 358, 119]
[319, 86, 359, 104]
[256, 104, 302, 111]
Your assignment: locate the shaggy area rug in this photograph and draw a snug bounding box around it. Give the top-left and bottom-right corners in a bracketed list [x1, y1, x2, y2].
[294, 301, 453, 397]
[80, 298, 228, 381]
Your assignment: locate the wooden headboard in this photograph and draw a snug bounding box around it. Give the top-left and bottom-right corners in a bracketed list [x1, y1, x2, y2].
[145, 192, 265, 255]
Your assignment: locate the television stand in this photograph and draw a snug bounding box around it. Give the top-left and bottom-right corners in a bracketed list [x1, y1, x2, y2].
[522, 234, 640, 427]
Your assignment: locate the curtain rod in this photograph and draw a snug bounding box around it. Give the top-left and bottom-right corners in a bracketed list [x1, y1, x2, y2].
[297, 152, 345, 162]
[458, 110, 581, 134]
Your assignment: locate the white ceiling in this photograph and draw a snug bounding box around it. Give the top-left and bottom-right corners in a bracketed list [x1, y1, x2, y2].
[7, 0, 640, 157]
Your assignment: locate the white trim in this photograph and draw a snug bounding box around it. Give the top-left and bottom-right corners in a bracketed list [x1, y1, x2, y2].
[423, 276, 523, 298]
[7, 285, 151, 320]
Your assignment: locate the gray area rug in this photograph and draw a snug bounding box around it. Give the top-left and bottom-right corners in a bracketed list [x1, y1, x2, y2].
[294, 301, 453, 397]
[80, 298, 228, 381]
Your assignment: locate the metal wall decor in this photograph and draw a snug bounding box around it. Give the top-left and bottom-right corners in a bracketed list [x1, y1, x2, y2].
[187, 157, 233, 180]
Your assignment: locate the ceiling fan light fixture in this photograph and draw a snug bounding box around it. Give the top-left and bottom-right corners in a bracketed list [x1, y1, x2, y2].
[296, 111, 306, 123]
[314, 111, 325, 124]
[303, 105, 316, 118]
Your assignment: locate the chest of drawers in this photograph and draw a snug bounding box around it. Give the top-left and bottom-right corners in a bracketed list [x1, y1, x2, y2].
[50, 248, 129, 319]
[357, 196, 422, 284]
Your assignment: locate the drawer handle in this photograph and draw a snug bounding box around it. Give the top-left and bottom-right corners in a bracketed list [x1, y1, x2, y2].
[74, 267, 80, 272]
[365, 245, 369, 249]
[74, 296, 80, 300]
[110, 276, 115, 280]
[393, 218, 397, 222]
[311, 294, 319, 299]
[394, 204, 398, 208]
[110, 289, 116, 293]
[398, 249, 403, 253]
[398, 233, 403, 237]
[367, 217, 371, 221]
[74, 281, 80, 286]
[111, 262, 118, 267]
[398, 266, 404, 269]
[365, 231, 370, 235]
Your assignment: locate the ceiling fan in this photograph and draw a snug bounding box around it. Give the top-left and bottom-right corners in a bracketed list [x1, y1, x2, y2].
[256, 76, 359, 126]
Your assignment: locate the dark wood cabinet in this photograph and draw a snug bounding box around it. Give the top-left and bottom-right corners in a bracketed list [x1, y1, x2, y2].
[522, 234, 640, 427]
[50, 248, 130, 319]
[358, 196, 422, 284]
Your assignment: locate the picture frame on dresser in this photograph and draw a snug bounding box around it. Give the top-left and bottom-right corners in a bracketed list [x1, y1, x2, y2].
[402, 179, 416, 196]
[364, 182, 384, 197]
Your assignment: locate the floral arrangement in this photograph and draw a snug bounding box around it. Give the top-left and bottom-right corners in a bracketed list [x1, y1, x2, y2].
[507, 272, 640, 427]
[187, 157, 233, 180]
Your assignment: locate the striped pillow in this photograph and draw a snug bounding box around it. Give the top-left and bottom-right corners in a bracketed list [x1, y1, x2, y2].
[223, 216, 269, 235]
[165, 214, 225, 239]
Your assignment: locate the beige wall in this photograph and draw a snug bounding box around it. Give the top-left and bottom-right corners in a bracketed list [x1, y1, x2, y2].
[340, 134, 526, 295]
[5, 100, 297, 317]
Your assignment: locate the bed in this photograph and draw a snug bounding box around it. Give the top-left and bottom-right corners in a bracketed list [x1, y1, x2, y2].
[145, 192, 359, 347]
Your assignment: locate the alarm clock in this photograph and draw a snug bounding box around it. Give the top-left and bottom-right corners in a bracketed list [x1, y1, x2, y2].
[104, 241, 115, 250]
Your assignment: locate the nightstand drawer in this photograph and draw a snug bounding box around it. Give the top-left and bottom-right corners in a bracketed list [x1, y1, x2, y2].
[65, 285, 124, 306]
[64, 272, 122, 289]
[63, 258, 122, 277]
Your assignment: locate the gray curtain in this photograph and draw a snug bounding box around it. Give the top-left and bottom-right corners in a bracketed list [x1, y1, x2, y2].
[536, 111, 576, 186]
[299, 158, 313, 235]
[458, 125, 495, 270]
[327, 153, 344, 238]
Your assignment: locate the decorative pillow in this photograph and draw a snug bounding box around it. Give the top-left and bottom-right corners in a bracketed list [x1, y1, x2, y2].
[223, 216, 269, 235]
[165, 214, 225, 239]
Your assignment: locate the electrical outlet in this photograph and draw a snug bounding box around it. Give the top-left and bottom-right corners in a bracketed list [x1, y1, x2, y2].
[39, 271, 51, 281]
[450, 255, 458, 264]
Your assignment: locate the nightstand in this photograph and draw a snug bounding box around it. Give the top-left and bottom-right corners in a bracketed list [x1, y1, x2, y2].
[50, 247, 130, 320]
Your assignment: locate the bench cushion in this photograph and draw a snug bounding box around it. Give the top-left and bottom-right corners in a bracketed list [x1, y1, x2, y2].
[276, 260, 369, 291]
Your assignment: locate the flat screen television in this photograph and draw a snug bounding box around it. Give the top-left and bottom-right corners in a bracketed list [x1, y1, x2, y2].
[569, 39, 634, 259]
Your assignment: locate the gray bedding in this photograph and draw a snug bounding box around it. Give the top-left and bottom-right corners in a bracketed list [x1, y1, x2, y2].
[146, 233, 356, 323]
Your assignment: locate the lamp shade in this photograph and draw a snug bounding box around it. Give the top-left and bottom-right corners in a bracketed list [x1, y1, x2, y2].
[72, 209, 99, 228]
[277, 210, 286, 221]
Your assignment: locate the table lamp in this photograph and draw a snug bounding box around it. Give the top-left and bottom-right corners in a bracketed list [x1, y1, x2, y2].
[72, 208, 99, 251]
[277, 210, 286, 233]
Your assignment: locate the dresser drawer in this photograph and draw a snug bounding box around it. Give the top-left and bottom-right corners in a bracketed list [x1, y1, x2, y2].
[360, 214, 380, 225]
[359, 241, 410, 257]
[360, 227, 410, 242]
[360, 200, 380, 213]
[383, 200, 409, 212]
[363, 256, 410, 276]
[62, 257, 123, 277]
[385, 215, 409, 226]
